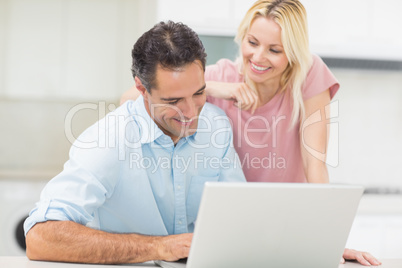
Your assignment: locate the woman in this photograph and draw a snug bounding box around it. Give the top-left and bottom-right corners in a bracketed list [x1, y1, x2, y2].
[121, 0, 381, 265]
[204, 0, 336, 184]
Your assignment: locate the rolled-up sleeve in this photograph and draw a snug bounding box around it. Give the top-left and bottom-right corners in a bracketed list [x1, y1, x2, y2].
[24, 117, 121, 235]
[24, 164, 109, 235]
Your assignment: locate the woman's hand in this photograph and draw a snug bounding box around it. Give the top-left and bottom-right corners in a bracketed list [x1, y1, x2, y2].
[341, 248, 382, 266]
[206, 81, 259, 113]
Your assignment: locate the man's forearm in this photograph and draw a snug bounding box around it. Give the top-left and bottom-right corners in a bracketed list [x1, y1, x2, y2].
[26, 220, 164, 264]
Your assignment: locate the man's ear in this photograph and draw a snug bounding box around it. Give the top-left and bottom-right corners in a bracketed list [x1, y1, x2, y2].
[134, 77, 148, 96]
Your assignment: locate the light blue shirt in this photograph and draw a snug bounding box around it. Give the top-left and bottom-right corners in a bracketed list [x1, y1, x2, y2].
[24, 97, 246, 236]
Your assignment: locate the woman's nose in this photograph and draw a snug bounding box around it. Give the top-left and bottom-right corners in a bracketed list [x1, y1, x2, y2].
[254, 48, 266, 62]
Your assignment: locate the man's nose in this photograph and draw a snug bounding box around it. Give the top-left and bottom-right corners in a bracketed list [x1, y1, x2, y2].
[180, 98, 197, 119]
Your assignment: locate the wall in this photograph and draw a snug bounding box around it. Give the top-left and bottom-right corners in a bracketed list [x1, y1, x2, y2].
[157, 0, 402, 60]
[0, 0, 157, 101]
[0, 0, 157, 179]
[328, 69, 402, 188]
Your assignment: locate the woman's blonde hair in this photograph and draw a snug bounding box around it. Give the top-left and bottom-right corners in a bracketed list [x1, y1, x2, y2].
[235, 0, 312, 128]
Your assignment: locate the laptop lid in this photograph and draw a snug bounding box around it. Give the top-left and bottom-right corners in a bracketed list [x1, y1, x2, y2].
[157, 182, 363, 268]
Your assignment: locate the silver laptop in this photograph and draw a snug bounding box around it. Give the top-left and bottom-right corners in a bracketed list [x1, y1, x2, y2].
[155, 182, 363, 268]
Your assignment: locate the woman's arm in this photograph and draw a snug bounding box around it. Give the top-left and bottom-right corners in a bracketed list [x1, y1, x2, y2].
[205, 81, 259, 113]
[300, 89, 331, 183]
[120, 86, 141, 105]
[120, 82, 259, 112]
[26, 220, 192, 264]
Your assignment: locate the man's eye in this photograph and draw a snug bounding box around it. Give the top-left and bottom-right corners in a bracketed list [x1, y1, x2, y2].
[167, 100, 179, 105]
[194, 90, 204, 96]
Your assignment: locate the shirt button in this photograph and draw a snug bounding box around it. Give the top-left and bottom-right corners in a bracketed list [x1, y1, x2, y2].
[177, 185, 182, 190]
[178, 220, 182, 225]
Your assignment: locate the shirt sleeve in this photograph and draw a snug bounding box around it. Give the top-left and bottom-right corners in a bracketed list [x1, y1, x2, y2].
[205, 58, 241, 82]
[302, 54, 340, 100]
[24, 117, 122, 235]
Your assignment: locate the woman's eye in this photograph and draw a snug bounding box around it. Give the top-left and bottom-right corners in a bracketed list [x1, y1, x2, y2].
[270, 49, 281, 54]
[248, 40, 257, 46]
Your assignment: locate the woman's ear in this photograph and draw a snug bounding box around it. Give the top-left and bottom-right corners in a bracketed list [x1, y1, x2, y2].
[134, 77, 148, 96]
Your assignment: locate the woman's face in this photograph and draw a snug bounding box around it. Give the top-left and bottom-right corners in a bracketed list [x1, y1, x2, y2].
[241, 16, 289, 88]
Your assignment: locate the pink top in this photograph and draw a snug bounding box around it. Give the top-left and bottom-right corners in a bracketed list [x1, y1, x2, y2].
[205, 54, 339, 183]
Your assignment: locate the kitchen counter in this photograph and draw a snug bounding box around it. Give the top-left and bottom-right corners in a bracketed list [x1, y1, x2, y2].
[1, 257, 401, 268]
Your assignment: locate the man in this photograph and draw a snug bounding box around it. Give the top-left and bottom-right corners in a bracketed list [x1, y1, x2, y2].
[24, 21, 245, 264]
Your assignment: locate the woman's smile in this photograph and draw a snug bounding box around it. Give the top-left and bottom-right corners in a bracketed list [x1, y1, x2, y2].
[250, 60, 271, 74]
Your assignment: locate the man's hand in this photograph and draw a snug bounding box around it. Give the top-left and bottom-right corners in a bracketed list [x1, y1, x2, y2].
[157, 233, 193, 261]
[341, 248, 382, 266]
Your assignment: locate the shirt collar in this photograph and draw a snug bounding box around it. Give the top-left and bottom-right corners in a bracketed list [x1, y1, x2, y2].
[128, 95, 164, 144]
[191, 104, 208, 142]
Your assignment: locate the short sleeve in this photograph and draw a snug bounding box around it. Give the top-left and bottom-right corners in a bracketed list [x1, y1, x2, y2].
[302, 54, 340, 100]
[205, 59, 242, 83]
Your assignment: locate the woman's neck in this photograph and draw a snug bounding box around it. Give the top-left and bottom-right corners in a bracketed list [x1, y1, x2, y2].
[255, 80, 281, 106]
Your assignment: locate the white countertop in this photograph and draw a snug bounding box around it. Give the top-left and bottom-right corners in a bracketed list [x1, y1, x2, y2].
[1, 257, 401, 268]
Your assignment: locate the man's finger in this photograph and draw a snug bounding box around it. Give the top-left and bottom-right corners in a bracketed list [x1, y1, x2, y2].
[362, 252, 382, 266]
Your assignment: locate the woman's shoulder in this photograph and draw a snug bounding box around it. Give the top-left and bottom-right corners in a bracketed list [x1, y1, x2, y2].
[205, 58, 243, 83]
[309, 54, 327, 72]
[303, 53, 340, 100]
[212, 58, 237, 69]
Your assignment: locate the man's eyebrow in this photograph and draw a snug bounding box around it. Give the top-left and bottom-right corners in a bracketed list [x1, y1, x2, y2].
[160, 84, 206, 101]
[160, 96, 182, 102]
[194, 84, 206, 94]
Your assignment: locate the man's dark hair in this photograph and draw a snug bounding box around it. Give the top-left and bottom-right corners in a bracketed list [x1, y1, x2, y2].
[131, 21, 207, 93]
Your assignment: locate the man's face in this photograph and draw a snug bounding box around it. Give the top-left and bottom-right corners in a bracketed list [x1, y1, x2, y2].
[142, 61, 206, 143]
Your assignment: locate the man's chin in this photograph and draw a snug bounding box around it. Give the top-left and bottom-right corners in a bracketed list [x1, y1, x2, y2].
[174, 124, 198, 140]
[185, 129, 197, 137]
[176, 129, 196, 139]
